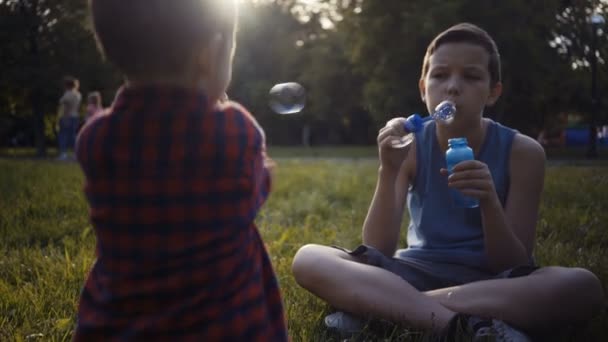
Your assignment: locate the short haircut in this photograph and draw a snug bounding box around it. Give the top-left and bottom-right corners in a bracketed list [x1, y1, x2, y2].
[90, 0, 238, 79]
[421, 23, 501, 87]
[88, 91, 102, 106]
[64, 76, 79, 90]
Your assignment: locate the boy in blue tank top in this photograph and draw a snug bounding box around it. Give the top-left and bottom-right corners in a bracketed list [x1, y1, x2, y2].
[292, 23, 604, 340]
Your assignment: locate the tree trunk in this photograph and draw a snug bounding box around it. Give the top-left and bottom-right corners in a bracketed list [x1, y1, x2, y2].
[27, 0, 46, 157]
[32, 88, 46, 158]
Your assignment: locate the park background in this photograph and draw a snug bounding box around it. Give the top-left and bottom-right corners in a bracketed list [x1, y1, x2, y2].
[2, 0, 608, 153]
[1, 0, 607, 341]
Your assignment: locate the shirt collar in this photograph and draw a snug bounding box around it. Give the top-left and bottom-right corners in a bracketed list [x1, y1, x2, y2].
[112, 84, 209, 113]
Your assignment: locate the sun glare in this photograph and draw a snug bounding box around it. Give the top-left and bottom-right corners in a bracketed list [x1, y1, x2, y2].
[239, 0, 360, 30]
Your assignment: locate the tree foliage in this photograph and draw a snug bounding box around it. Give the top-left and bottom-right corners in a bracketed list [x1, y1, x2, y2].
[335, 0, 606, 136]
[0, 0, 120, 155]
[0, 0, 605, 148]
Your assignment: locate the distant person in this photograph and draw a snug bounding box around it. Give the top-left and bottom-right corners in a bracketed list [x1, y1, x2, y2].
[73, 0, 287, 341]
[84, 91, 104, 123]
[536, 128, 565, 148]
[292, 23, 604, 341]
[57, 76, 81, 160]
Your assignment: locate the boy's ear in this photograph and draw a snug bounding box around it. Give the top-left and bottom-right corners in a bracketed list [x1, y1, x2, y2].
[197, 33, 224, 77]
[486, 82, 503, 106]
[419, 78, 426, 103]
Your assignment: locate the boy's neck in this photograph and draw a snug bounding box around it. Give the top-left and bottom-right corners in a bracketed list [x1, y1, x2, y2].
[126, 77, 201, 90]
[125, 76, 221, 104]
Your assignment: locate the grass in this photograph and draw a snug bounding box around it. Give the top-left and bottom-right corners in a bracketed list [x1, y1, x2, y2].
[0, 156, 607, 341]
[4, 144, 608, 160]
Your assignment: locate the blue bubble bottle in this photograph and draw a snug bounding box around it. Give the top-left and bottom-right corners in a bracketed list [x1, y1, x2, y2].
[446, 137, 479, 208]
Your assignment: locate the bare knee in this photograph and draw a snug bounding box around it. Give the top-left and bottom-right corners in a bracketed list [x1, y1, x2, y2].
[541, 267, 605, 317]
[291, 244, 332, 289]
[567, 267, 605, 315]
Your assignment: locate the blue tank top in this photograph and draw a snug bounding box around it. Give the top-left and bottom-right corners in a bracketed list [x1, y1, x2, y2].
[397, 119, 516, 270]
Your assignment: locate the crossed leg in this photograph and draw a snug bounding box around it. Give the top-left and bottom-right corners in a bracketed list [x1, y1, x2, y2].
[425, 265, 604, 333]
[292, 244, 605, 334]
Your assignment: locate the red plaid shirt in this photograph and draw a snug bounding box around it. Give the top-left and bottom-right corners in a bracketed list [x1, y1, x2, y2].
[74, 86, 287, 341]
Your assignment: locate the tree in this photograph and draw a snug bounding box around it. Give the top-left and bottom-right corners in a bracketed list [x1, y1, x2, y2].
[1, 0, 598, 148]
[551, 0, 608, 154]
[0, 0, 119, 155]
[334, 0, 583, 136]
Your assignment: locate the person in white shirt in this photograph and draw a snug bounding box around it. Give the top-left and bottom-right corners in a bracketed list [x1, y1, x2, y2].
[57, 76, 82, 160]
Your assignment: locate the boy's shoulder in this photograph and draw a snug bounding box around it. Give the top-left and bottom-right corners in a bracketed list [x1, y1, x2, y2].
[486, 119, 544, 159]
[77, 108, 110, 139]
[511, 132, 545, 160]
[215, 100, 253, 119]
[215, 100, 266, 139]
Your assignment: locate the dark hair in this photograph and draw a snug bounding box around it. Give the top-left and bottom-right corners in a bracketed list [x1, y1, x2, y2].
[90, 0, 237, 79]
[421, 23, 501, 86]
[64, 76, 79, 90]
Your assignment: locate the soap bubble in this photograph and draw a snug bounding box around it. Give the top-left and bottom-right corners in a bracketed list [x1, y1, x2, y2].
[269, 82, 306, 114]
[433, 100, 456, 123]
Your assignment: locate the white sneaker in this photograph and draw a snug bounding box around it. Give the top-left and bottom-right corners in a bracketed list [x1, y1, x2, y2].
[324, 311, 364, 335]
[474, 319, 532, 342]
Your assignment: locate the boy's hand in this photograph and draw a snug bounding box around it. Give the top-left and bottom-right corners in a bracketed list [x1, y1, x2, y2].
[378, 117, 411, 172]
[219, 92, 229, 103]
[440, 160, 497, 204]
[264, 155, 276, 176]
[261, 153, 276, 186]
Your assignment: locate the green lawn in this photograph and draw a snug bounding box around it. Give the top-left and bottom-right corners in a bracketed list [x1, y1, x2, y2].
[0, 157, 606, 341]
[4, 144, 608, 160]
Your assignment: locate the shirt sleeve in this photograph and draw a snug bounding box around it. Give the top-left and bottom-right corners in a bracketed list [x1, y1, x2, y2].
[221, 101, 271, 212]
[244, 107, 272, 201]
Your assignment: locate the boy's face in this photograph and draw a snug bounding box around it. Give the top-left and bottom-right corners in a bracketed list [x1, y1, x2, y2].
[419, 42, 501, 122]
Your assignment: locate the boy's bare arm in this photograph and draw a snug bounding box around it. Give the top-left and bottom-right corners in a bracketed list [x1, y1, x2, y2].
[477, 134, 545, 272]
[362, 143, 415, 257]
[504, 134, 545, 256]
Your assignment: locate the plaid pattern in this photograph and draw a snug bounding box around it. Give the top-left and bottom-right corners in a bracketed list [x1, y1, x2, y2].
[74, 86, 287, 341]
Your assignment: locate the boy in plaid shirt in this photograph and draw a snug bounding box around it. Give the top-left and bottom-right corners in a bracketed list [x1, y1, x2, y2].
[74, 1, 287, 340]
